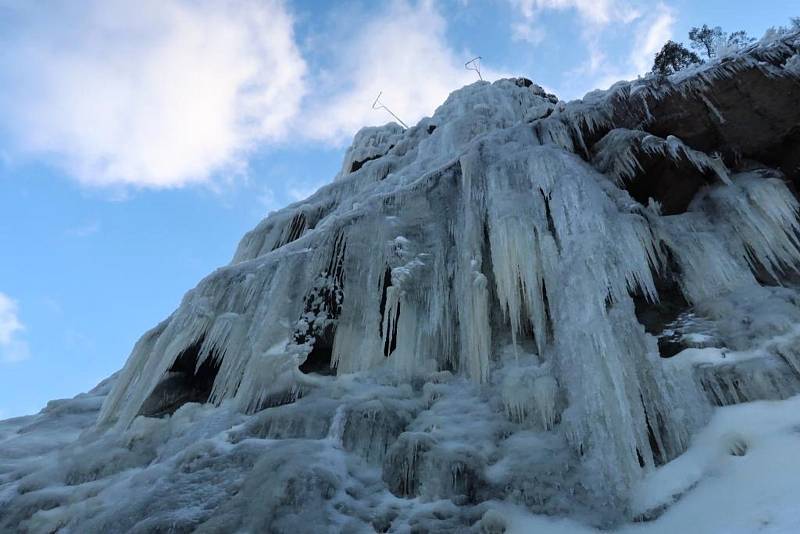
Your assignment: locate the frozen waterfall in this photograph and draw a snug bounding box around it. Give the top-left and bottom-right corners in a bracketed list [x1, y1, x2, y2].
[3, 30, 800, 533]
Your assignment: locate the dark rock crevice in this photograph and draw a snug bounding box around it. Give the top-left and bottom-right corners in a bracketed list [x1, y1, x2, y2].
[271, 212, 308, 252]
[379, 266, 400, 357]
[295, 231, 347, 375]
[299, 324, 336, 375]
[350, 145, 395, 173]
[625, 149, 717, 215]
[633, 249, 692, 358]
[138, 339, 221, 418]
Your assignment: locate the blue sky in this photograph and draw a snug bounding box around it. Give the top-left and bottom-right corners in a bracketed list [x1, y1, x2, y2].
[0, 0, 797, 418]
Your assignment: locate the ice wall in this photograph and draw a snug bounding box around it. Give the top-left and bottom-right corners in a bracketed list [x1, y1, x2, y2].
[4, 31, 800, 533]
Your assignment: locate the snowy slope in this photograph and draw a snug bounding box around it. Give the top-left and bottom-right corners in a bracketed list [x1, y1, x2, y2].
[3, 31, 800, 533]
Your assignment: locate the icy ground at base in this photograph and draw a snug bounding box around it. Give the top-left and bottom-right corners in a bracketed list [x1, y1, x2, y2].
[4, 381, 800, 533]
[3, 30, 800, 533]
[501, 396, 800, 534]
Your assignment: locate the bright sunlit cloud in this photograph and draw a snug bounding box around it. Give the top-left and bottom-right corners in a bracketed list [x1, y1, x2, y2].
[509, 0, 619, 26]
[585, 3, 676, 93]
[0, 0, 307, 189]
[506, 0, 675, 97]
[0, 0, 677, 190]
[0, 292, 30, 364]
[298, 0, 504, 144]
[507, 0, 640, 44]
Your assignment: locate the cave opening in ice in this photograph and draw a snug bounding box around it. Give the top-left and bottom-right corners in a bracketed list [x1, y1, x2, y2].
[138, 337, 221, 418]
[298, 325, 337, 376]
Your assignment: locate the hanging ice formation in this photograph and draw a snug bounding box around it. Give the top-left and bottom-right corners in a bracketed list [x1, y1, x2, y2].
[4, 31, 800, 533]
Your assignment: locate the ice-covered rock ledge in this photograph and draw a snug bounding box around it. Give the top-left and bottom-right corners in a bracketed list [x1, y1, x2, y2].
[3, 31, 800, 533]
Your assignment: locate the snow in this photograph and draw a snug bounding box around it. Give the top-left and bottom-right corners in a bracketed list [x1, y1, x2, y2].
[625, 396, 800, 533]
[3, 33, 800, 532]
[499, 395, 800, 534]
[668, 346, 751, 367]
[786, 53, 800, 75]
[337, 123, 405, 179]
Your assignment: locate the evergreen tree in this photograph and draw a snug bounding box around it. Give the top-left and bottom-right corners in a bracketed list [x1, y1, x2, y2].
[651, 40, 702, 76]
[689, 24, 723, 59]
[689, 25, 755, 59]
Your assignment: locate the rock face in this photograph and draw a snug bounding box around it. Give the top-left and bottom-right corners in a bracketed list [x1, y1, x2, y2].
[3, 33, 800, 533]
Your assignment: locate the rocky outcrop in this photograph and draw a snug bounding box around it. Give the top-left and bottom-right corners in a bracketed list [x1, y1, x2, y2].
[573, 37, 800, 209]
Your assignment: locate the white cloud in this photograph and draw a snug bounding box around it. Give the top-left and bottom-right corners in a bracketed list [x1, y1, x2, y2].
[1, 0, 510, 186]
[507, 0, 640, 43]
[630, 4, 675, 74]
[0, 293, 30, 364]
[0, 0, 307, 189]
[584, 4, 675, 92]
[0, 294, 22, 345]
[0, 0, 674, 191]
[299, 0, 504, 143]
[509, 0, 675, 98]
[509, 0, 617, 25]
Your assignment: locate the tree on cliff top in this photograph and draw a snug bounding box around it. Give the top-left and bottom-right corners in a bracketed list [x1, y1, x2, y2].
[651, 40, 702, 76]
[688, 24, 755, 59]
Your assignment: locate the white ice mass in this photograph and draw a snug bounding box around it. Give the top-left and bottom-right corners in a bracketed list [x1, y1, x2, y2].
[3, 31, 800, 533]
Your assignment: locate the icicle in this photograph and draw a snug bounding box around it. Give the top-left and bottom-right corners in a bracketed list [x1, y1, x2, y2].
[501, 364, 559, 430]
[654, 213, 755, 304]
[327, 405, 348, 446]
[699, 92, 727, 124]
[592, 129, 731, 187]
[455, 149, 493, 383]
[462, 265, 492, 382]
[532, 376, 559, 430]
[704, 173, 800, 278]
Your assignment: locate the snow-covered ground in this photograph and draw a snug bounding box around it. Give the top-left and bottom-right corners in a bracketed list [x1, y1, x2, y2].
[500, 395, 800, 533]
